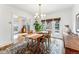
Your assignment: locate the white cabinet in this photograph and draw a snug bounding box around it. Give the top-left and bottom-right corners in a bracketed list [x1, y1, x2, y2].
[41, 18, 60, 32]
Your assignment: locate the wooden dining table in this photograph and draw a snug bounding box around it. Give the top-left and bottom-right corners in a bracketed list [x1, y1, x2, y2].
[19, 33, 43, 40]
[19, 33, 44, 53]
[26, 33, 43, 40]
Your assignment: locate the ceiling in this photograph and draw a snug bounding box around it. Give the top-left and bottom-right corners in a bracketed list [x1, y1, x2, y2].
[10, 4, 73, 15]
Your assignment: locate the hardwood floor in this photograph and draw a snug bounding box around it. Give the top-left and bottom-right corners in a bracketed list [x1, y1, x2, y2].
[65, 48, 79, 54]
[0, 43, 12, 51]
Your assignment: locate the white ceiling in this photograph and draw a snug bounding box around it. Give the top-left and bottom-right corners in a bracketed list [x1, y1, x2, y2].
[10, 4, 73, 15]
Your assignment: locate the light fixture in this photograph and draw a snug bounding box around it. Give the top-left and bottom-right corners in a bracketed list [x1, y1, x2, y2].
[34, 4, 46, 21]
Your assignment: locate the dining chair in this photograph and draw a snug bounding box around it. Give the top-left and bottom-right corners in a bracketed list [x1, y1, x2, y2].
[44, 30, 51, 51]
[10, 35, 29, 54]
[36, 34, 50, 54]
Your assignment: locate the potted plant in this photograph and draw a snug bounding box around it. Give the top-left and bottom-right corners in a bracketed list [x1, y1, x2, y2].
[34, 20, 43, 32]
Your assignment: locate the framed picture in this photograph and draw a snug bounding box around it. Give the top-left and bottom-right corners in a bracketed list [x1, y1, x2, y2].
[76, 13, 79, 33]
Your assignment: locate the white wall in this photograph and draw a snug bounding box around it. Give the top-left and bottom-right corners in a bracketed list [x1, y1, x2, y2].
[46, 8, 73, 34]
[0, 5, 32, 47]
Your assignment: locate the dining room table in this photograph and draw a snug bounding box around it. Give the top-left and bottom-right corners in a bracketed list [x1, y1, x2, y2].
[19, 33, 43, 41]
[18, 33, 44, 53]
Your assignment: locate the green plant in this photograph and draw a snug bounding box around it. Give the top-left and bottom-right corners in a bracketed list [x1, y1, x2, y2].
[34, 21, 43, 32]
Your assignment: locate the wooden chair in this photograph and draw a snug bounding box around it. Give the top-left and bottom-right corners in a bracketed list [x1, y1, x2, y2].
[45, 31, 51, 50]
